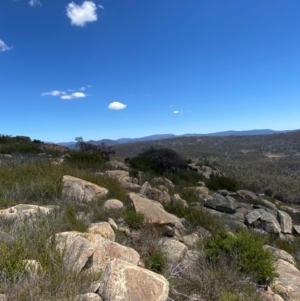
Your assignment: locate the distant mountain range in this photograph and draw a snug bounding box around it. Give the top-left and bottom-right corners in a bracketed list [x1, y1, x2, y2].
[58, 129, 295, 149]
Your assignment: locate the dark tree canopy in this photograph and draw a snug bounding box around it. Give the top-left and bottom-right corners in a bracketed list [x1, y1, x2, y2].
[75, 137, 115, 161]
[130, 146, 186, 174]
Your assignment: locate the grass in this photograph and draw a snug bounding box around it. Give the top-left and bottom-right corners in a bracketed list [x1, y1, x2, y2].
[0, 160, 127, 207]
[0, 202, 97, 300]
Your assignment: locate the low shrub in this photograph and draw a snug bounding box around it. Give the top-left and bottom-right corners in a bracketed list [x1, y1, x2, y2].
[64, 151, 105, 169]
[130, 146, 187, 174]
[164, 202, 223, 233]
[205, 230, 278, 283]
[122, 209, 145, 229]
[206, 174, 238, 192]
[145, 249, 167, 274]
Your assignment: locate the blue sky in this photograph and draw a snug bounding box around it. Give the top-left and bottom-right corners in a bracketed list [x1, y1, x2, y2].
[1, 0, 299, 142]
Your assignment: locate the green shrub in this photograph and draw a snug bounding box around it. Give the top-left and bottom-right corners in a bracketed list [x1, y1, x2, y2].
[122, 209, 145, 229]
[206, 174, 238, 192]
[205, 230, 278, 283]
[164, 170, 204, 187]
[145, 249, 167, 273]
[130, 146, 187, 174]
[64, 151, 105, 169]
[164, 202, 223, 233]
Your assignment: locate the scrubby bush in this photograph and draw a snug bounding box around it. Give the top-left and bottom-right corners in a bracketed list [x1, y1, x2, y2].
[164, 202, 224, 233]
[205, 230, 278, 283]
[130, 146, 186, 174]
[75, 137, 115, 162]
[122, 208, 145, 229]
[206, 174, 238, 192]
[145, 249, 167, 274]
[64, 150, 105, 168]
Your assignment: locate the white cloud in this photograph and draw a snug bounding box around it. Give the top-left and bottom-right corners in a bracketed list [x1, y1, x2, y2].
[42, 90, 66, 96]
[29, 0, 41, 7]
[79, 87, 86, 91]
[66, 1, 99, 27]
[72, 92, 86, 98]
[173, 110, 183, 114]
[41, 89, 87, 99]
[108, 102, 127, 110]
[0, 39, 13, 52]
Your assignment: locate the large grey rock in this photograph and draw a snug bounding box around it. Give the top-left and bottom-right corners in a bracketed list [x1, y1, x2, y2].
[172, 194, 188, 208]
[293, 225, 300, 236]
[99, 259, 169, 301]
[261, 212, 281, 234]
[260, 199, 278, 211]
[280, 206, 300, 224]
[62, 175, 109, 202]
[126, 193, 184, 230]
[181, 233, 200, 248]
[245, 210, 262, 225]
[103, 199, 124, 211]
[88, 222, 115, 241]
[264, 245, 296, 266]
[237, 190, 260, 201]
[152, 177, 175, 189]
[258, 288, 284, 301]
[158, 238, 188, 263]
[273, 259, 300, 301]
[277, 210, 293, 234]
[105, 160, 129, 171]
[204, 198, 237, 214]
[0, 204, 57, 221]
[140, 182, 171, 204]
[105, 170, 132, 183]
[55, 231, 140, 274]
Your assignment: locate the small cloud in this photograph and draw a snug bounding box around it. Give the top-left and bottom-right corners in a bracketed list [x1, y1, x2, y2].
[79, 86, 86, 91]
[41, 89, 87, 99]
[66, 1, 100, 27]
[29, 0, 41, 6]
[108, 101, 127, 110]
[72, 92, 86, 98]
[0, 39, 13, 52]
[173, 110, 183, 114]
[98, 5, 104, 9]
[41, 90, 66, 97]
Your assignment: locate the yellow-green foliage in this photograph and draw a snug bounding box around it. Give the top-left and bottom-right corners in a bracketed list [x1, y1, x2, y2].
[205, 230, 278, 283]
[0, 160, 127, 206]
[122, 208, 145, 229]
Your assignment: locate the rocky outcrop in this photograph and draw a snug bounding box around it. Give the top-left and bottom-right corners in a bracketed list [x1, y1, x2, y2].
[126, 193, 184, 231]
[62, 175, 109, 202]
[88, 222, 116, 241]
[105, 159, 129, 171]
[0, 204, 57, 221]
[103, 199, 124, 211]
[98, 259, 169, 301]
[172, 194, 188, 208]
[273, 259, 300, 301]
[237, 190, 260, 201]
[55, 231, 140, 274]
[105, 170, 141, 192]
[139, 182, 171, 204]
[158, 238, 188, 263]
[277, 210, 293, 234]
[204, 198, 237, 214]
[264, 245, 296, 266]
[261, 212, 281, 234]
